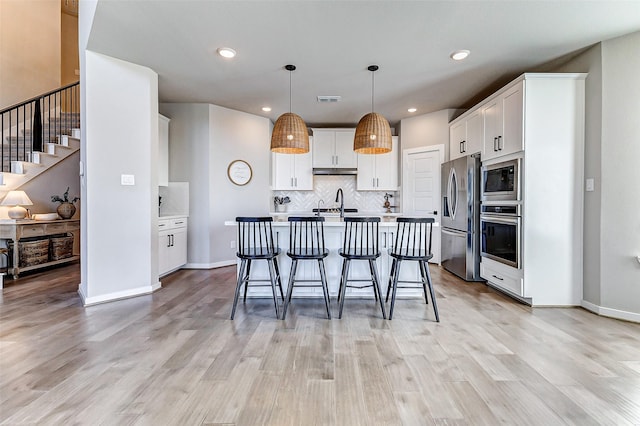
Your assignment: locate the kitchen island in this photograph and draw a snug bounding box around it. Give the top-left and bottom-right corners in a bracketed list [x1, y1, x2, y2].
[225, 216, 435, 298]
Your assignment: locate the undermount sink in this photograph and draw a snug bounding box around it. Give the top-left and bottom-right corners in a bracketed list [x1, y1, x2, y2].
[312, 208, 358, 214]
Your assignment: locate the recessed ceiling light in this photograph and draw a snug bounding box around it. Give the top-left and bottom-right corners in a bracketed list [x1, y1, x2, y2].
[262, 106, 272, 112]
[408, 108, 417, 113]
[450, 50, 470, 61]
[217, 47, 236, 59]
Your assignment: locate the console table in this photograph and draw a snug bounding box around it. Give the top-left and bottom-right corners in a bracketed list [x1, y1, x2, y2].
[0, 218, 80, 280]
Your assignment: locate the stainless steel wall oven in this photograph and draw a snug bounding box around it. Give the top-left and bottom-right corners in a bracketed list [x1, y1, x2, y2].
[480, 204, 521, 269]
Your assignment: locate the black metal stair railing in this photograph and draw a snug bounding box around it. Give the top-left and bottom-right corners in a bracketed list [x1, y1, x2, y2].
[0, 81, 80, 173]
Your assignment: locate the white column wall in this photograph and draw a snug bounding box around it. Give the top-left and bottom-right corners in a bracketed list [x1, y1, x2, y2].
[80, 50, 159, 305]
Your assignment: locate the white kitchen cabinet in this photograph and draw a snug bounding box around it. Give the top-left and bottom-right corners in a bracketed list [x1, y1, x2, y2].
[312, 128, 357, 168]
[449, 110, 483, 161]
[158, 114, 170, 187]
[357, 136, 398, 190]
[477, 73, 586, 306]
[271, 137, 313, 190]
[159, 216, 188, 276]
[482, 80, 524, 160]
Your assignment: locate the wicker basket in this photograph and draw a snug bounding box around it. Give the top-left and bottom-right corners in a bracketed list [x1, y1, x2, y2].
[50, 235, 74, 261]
[17, 239, 49, 267]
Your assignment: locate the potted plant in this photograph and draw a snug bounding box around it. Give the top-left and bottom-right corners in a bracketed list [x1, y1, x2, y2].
[51, 187, 79, 219]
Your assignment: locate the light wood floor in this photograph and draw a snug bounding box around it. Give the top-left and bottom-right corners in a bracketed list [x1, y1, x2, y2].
[1, 264, 640, 425]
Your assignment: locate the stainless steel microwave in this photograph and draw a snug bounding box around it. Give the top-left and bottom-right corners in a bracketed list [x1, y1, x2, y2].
[481, 159, 521, 202]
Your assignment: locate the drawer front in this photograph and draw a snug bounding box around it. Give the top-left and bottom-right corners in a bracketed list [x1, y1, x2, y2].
[21, 224, 45, 237]
[481, 262, 523, 296]
[45, 223, 67, 234]
[171, 218, 187, 229]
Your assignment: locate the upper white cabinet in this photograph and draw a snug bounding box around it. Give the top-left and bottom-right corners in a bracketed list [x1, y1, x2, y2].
[482, 81, 524, 160]
[357, 136, 399, 190]
[271, 137, 313, 190]
[312, 128, 357, 168]
[449, 110, 483, 160]
[158, 114, 170, 186]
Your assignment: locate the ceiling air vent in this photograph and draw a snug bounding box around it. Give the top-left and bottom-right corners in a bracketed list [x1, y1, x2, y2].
[317, 96, 342, 103]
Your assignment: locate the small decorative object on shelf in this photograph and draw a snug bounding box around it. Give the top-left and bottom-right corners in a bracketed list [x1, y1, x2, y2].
[383, 193, 395, 213]
[51, 187, 79, 220]
[274, 196, 290, 213]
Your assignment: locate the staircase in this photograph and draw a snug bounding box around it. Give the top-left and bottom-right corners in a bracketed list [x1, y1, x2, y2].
[0, 82, 80, 195]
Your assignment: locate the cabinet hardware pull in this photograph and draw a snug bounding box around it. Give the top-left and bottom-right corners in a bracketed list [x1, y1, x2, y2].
[376, 178, 379, 187]
[460, 141, 464, 153]
[492, 274, 504, 281]
[494, 137, 498, 151]
[498, 136, 503, 150]
[175, 221, 184, 225]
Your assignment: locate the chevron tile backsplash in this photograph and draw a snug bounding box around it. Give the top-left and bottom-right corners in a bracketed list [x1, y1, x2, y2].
[273, 175, 399, 214]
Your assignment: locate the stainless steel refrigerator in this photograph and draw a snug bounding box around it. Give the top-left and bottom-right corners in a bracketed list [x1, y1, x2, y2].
[441, 153, 482, 281]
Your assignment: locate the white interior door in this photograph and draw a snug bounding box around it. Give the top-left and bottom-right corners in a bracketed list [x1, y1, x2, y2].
[402, 145, 445, 263]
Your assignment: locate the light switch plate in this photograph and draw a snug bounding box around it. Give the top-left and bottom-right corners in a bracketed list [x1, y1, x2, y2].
[585, 178, 595, 192]
[121, 174, 135, 185]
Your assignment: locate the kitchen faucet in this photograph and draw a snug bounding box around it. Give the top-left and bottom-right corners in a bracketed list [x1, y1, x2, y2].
[335, 188, 344, 218]
[316, 199, 324, 216]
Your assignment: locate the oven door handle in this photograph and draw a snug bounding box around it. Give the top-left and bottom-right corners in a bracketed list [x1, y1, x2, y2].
[480, 215, 520, 226]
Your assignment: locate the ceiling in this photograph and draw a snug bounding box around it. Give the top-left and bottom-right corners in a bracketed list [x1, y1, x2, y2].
[87, 1, 640, 127]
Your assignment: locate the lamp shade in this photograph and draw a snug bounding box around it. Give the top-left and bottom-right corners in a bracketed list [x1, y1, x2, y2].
[1, 190, 33, 206]
[270, 112, 310, 154]
[353, 112, 392, 154]
[1, 190, 33, 219]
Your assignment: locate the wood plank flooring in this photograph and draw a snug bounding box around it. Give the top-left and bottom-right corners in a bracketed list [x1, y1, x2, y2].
[1, 264, 640, 425]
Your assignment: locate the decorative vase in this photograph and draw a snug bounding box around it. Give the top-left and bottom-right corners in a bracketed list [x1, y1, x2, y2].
[57, 202, 76, 219]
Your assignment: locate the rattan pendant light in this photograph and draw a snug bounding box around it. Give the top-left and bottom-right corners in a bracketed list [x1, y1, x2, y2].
[270, 65, 309, 154]
[354, 65, 392, 154]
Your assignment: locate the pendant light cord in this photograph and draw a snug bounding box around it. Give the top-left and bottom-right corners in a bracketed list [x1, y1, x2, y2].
[289, 70, 292, 113]
[371, 70, 375, 113]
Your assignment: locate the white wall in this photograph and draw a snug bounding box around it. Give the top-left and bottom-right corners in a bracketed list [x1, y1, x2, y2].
[80, 50, 159, 305]
[160, 103, 272, 268]
[540, 31, 640, 320]
[160, 103, 212, 267]
[600, 31, 640, 317]
[399, 109, 462, 158]
[0, 0, 61, 108]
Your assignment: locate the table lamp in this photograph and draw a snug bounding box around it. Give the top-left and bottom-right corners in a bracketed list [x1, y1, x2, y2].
[1, 190, 33, 219]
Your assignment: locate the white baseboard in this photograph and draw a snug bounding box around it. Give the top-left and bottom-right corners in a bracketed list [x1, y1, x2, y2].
[184, 260, 236, 269]
[581, 299, 640, 323]
[79, 281, 162, 306]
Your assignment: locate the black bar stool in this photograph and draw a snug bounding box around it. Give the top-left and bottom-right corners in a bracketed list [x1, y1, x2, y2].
[385, 217, 439, 321]
[231, 217, 284, 320]
[282, 216, 331, 320]
[337, 217, 386, 319]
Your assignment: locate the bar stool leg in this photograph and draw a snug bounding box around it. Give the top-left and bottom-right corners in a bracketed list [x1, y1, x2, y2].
[338, 259, 351, 319]
[388, 259, 402, 320]
[420, 260, 439, 322]
[282, 259, 299, 320]
[231, 259, 248, 320]
[369, 260, 386, 319]
[337, 260, 348, 306]
[267, 259, 281, 319]
[318, 259, 331, 319]
[273, 258, 285, 301]
[386, 258, 397, 302]
[243, 259, 252, 302]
